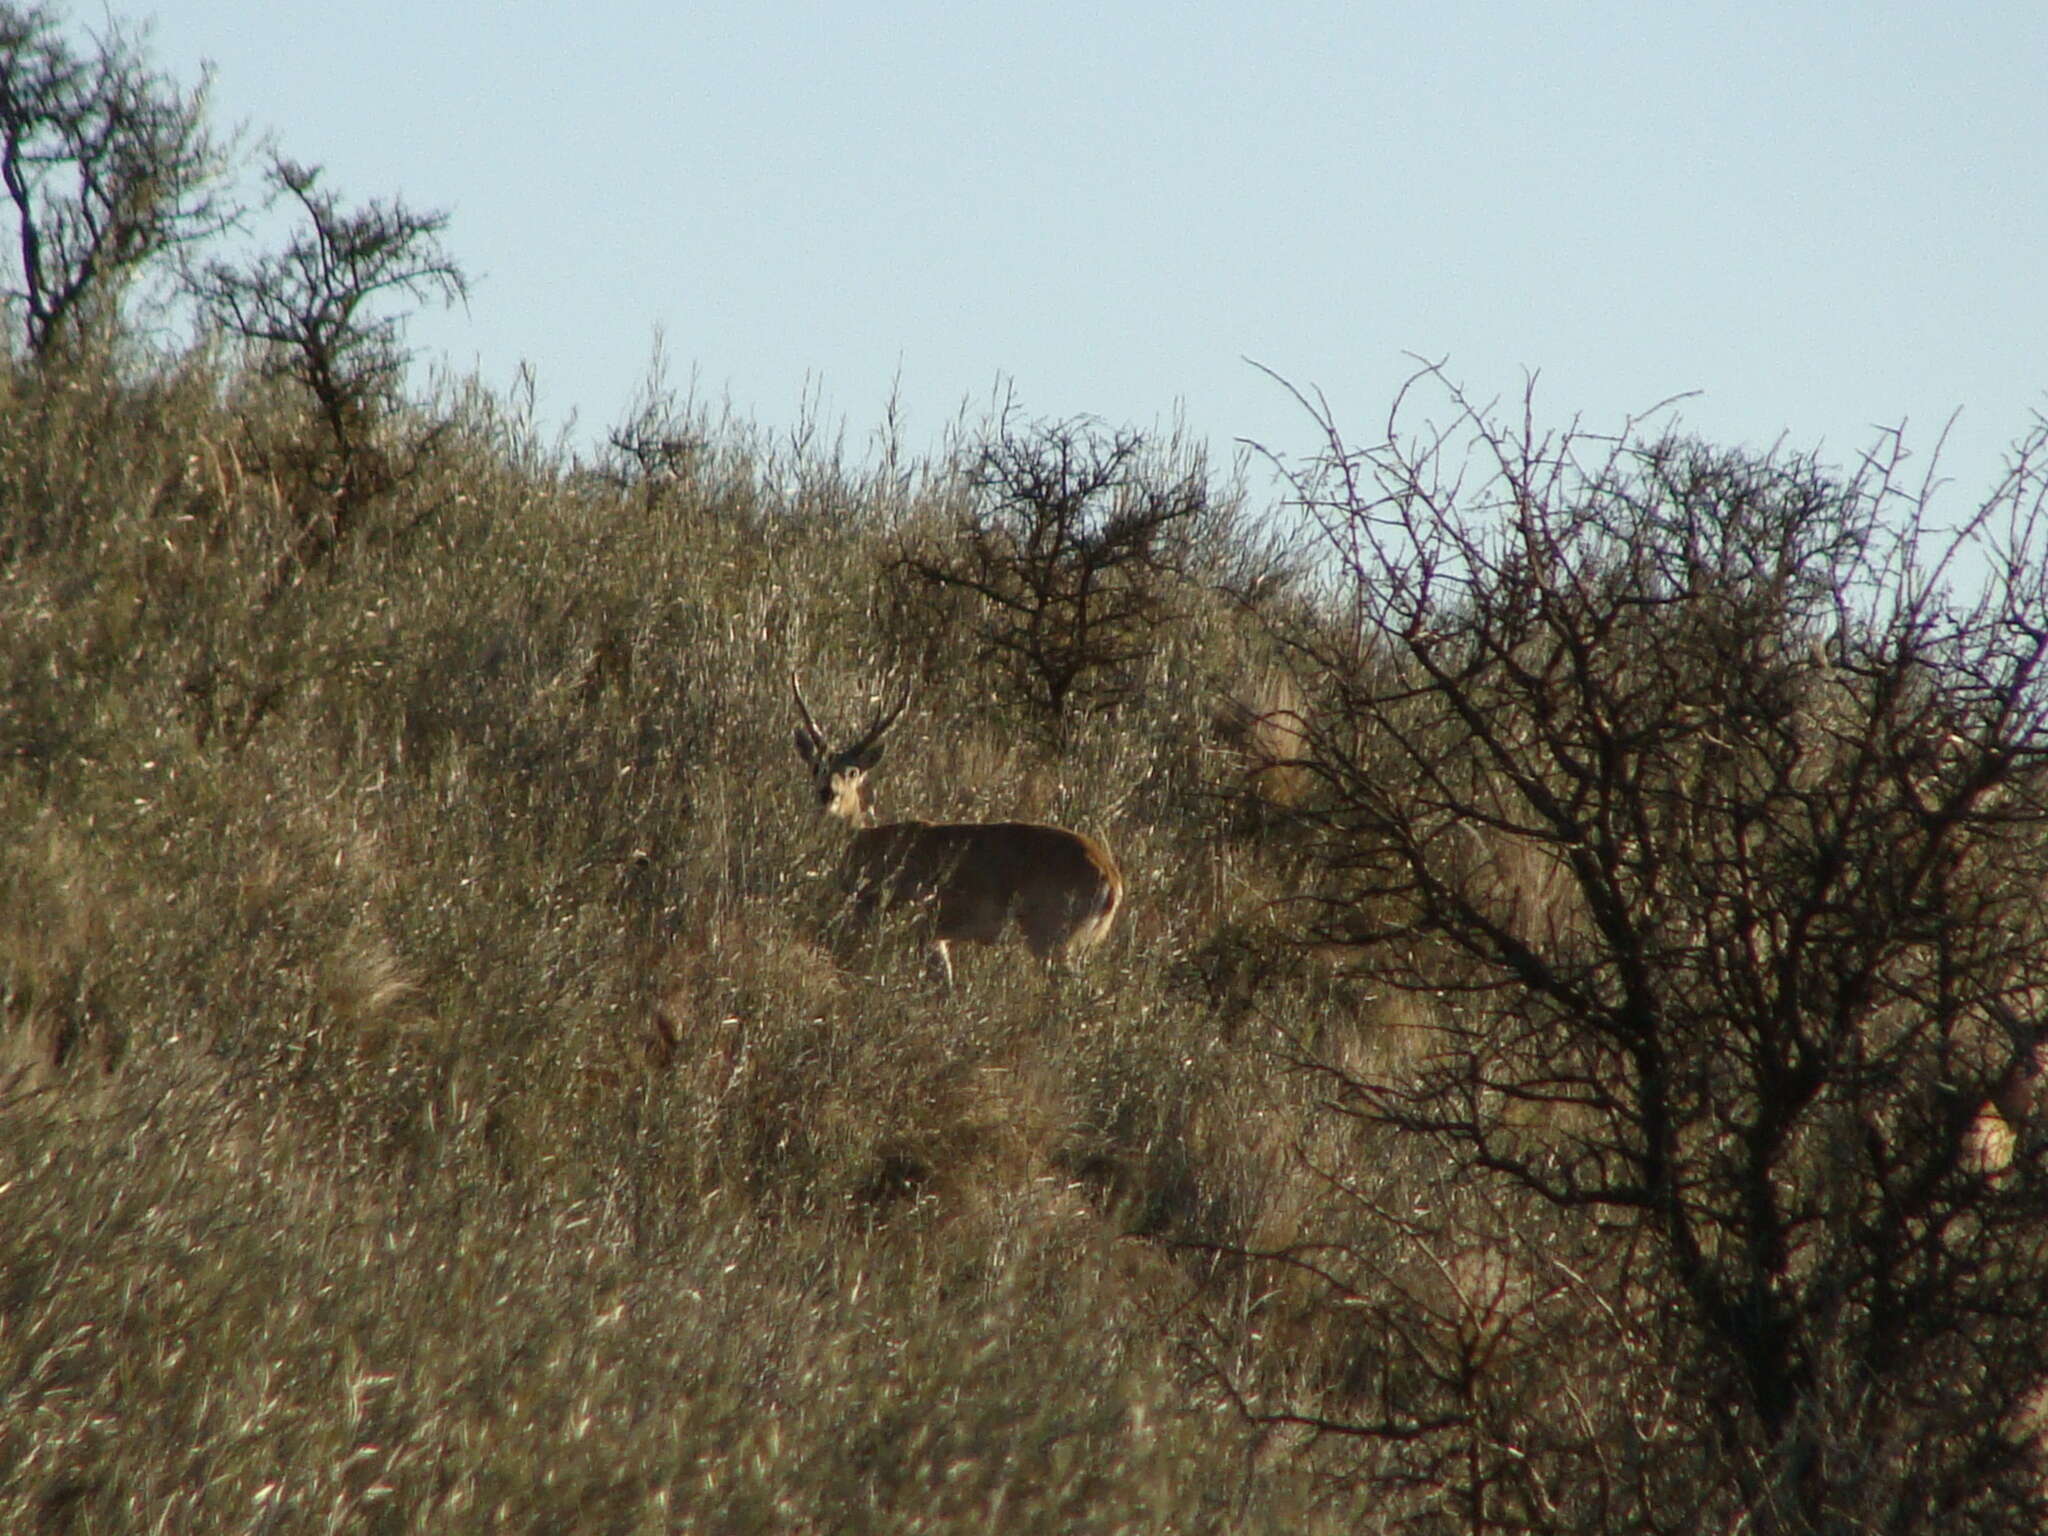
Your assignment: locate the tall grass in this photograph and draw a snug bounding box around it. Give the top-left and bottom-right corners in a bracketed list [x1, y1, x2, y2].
[24, 338, 2024, 1530]
[0, 347, 1400, 1531]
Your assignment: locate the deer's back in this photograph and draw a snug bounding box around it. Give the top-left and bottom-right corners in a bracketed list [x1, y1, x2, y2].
[846, 819, 1121, 949]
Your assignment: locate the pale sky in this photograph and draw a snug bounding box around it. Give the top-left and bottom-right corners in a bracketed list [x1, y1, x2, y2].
[164, 1, 2045, 508]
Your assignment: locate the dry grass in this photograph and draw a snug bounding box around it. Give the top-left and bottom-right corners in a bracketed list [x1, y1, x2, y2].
[0, 347, 1408, 1532]
[18, 341, 2036, 1529]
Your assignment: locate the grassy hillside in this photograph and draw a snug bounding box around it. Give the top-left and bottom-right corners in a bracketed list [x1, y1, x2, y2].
[0, 347, 1392, 1532]
[6, 335, 2048, 1534]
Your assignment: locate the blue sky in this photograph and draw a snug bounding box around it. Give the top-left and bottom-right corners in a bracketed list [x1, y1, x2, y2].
[164, 1, 2044, 507]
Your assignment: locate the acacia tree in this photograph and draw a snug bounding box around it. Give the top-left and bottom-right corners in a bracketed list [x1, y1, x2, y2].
[1247, 369, 2048, 1533]
[0, 1, 233, 357]
[194, 157, 467, 581]
[890, 411, 1213, 723]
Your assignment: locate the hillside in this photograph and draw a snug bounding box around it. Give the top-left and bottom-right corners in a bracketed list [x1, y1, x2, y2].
[5, 337, 2048, 1532]
[4, 6, 2048, 1520]
[0, 345, 1357, 1529]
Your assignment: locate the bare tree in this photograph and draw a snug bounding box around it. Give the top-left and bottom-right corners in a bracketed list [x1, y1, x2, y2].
[890, 410, 1212, 723]
[1246, 367, 2048, 1532]
[0, 1, 234, 357]
[599, 331, 707, 505]
[193, 157, 467, 582]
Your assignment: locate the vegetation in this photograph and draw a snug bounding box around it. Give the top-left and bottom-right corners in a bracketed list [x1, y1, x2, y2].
[191, 155, 469, 597]
[0, 1, 232, 357]
[1252, 376, 2048, 1533]
[4, 5, 2048, 1531]
[887, 408, 1224, 727]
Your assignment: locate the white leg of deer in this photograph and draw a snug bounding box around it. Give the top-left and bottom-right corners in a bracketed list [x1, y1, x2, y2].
[928, 938, 956, 991]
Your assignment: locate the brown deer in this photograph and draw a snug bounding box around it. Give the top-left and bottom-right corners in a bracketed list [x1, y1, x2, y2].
[791, 674, 1123, 986]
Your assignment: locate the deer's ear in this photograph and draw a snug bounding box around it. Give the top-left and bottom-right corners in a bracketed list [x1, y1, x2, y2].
[848, 741, 886, 772]
[794, 727, 823, 767]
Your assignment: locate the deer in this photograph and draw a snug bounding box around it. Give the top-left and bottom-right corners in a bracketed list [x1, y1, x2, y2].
[790, 674, 1123, 986]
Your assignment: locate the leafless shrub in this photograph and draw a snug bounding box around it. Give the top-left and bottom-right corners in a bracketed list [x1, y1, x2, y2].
[0, 1, 235, 358]
[889, 409, 1214, 725]
[194, 157, 467, 592]
[596, 331, 708, 511]
[1251, 364, 2048, 1531]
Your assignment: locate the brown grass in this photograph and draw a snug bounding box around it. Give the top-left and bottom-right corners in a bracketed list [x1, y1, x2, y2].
[13, 337, 2036, 1529]
[0, 345, 1412, 1532]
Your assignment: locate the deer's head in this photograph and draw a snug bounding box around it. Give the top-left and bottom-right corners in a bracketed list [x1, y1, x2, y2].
[791, 673, 913, 827]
